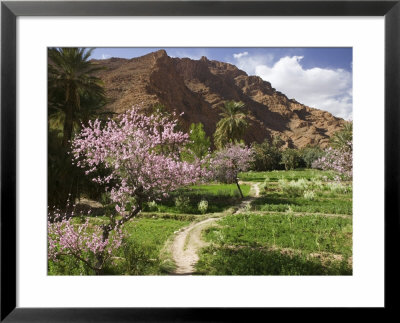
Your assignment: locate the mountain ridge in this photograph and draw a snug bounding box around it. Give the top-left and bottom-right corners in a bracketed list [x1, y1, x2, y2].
[91, 49, 345, 148]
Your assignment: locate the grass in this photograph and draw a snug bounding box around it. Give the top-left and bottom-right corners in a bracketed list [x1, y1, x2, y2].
[196, 212, 352, 275]
[49, 169, 352, 276]
[196, 246, 352, 275]
[111, 218, 191, 275]
[146, 183, 250, 214]
[203, 213, 352, 256]
[250, 194, 352, 215]
[239, 169, 337, 182]
[195, 169, 353, 275]
[49, 217, 190, 275]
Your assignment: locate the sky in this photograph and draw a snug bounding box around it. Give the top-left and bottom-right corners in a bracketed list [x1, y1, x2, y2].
[91, 48, 353, 120]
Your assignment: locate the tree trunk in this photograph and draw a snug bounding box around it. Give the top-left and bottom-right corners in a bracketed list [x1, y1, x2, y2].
[235, 178, 244, 199]
[62, 104, 74, 148]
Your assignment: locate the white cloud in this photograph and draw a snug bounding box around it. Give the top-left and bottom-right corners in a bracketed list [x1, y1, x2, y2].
[233, 51, 249, 59]
[101, 54, 111, 59]
[234, 55, 352, 120]
[234, 54, 274, 75]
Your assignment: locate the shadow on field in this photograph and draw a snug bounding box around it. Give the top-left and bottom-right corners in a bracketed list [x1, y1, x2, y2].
[250, 194, 352, 215]
[195, 246, 352, 276]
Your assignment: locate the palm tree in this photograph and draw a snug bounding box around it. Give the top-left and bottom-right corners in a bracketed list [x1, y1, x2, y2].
[214, 101, 248, 149]
[48, 48, 106, 147]
[330, 121, 352, 150]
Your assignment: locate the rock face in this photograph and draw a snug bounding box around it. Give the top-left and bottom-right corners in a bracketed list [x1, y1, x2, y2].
[92, 50, 345, 148]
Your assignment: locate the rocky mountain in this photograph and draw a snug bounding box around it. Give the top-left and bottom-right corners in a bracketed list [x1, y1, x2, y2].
[92, 49, 345, 148]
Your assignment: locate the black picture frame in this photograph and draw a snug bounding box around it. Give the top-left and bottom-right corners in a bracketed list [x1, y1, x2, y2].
[1, 0, 399, 321]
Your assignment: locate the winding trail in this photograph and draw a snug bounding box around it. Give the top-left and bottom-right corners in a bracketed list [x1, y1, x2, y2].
[169, 182, 260, 275]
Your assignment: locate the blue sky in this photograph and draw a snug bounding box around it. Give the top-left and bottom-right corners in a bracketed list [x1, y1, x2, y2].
[91, 48, 352, 120]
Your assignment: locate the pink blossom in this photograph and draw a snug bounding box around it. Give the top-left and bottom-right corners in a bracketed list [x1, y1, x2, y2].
[210, 143, 254, 183]
[312, 141, 352, 181]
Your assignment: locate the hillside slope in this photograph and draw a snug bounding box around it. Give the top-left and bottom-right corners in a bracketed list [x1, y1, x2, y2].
[92, 50, 345, 148]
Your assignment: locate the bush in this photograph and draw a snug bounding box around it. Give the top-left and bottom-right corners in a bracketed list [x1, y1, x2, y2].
[279, 178, 309, 197]
[300, 146, 324, 168]
[303, 190, 316, 200]
[147, 201, 159, 212]
[310, 178, 324, 190]
[251, 139, 283, 171]
[327, 182, 351, 194]
[174, 196, 191, 213]
[281, 149, 302, 170]
[198, 200, 209, 214]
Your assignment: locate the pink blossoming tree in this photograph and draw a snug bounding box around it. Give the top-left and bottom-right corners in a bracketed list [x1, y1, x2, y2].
[312, 141, 352, 181]
[48, 204, 123, 275]
[71, 106, 207, 238]
[211, 143, 254, 198]
[49, 107, 209, 273]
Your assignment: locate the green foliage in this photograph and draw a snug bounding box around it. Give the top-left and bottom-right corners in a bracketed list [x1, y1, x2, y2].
[327, 182, 352, 194]
[197, 200, 209, 214]
[48, 254, 97, 275]
[196, 246, 351, 275]
[214, 101, 249, 149]
[279, 178, 309, 197]
[281, 148, 302, 170]
[300, 146, 324, 168]
[205, 213, 352, 255]
[174, 196, 191, 213]
[330, 121, 353, 150]
[49, 217, 190, 275]
[181, 123, 210, 161]
[152, 184, 250, 214]
[48, 47, 113, 208]
[303, 190, 316, 200]
[145, 200, 159, 212]
[48, 128, 106, 208]
[251, 194, 352, 215]
[115, 218, 190, 275]
[48, 47, 108, 147]
[250, 138, 283, 171]
[197, 212, 352, 275]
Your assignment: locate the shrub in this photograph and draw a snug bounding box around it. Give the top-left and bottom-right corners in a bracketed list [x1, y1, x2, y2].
[181, 122, 211, 162]
[147, 200, 159, 212]
[310, 178, 324, 190]
[281, 149, 302, 170]
[303, 190, 316, 200]
[198, 200, 209, 214]
[327, 182, 351, 194]
[251, 139, 282, 171]
[279, 178, 309, 197]
[175, 196, 191, 213]
[300, 146, 324, 168]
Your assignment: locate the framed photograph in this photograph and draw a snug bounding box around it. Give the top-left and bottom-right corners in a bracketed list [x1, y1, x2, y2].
[1, 0, 398, 321]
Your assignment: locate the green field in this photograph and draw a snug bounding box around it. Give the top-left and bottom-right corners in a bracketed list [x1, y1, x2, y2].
[238, 169, 337, 182]
[143, 183, 251, 214]
[49, 170, 352, 276]
[196, 170, 353, 275]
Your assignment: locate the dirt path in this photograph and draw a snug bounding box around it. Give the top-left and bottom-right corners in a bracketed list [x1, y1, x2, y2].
[169, 182, 260, 275]
[233, 181, 260, 214]
[170, 217, 217, 274]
